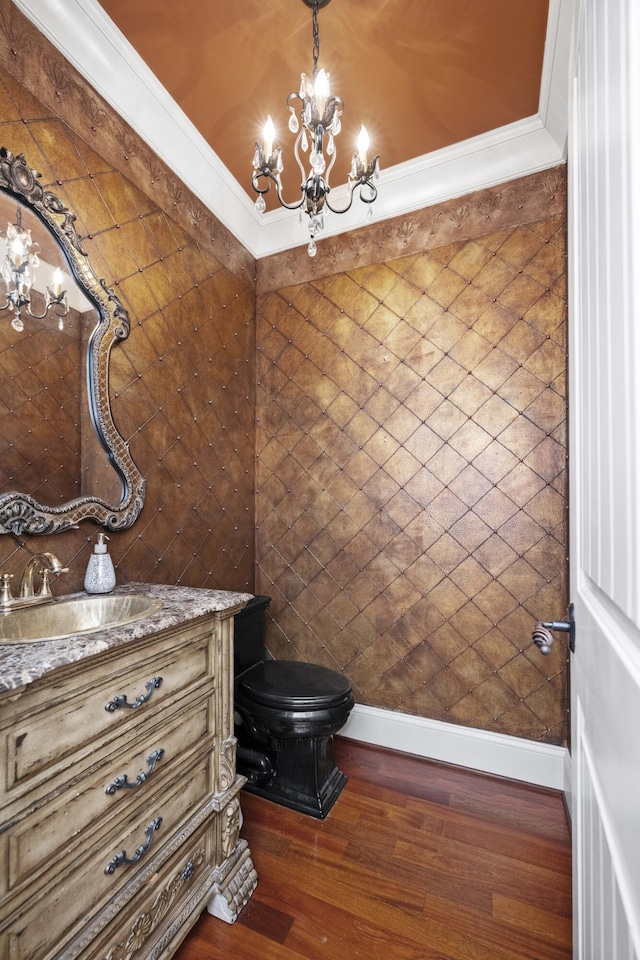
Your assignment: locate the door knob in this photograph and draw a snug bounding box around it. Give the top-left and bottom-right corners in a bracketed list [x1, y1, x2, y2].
[532, 603, 575, 655]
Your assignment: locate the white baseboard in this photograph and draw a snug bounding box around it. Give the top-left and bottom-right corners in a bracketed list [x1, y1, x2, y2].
[340, 703, 569, 792]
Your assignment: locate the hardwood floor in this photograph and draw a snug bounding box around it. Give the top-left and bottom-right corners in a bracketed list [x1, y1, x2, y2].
[175, 739, 572, 960]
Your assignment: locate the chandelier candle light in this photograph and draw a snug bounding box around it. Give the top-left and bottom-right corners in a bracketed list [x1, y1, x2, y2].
[252, 0, 381, 256]
[0, 205, 68, 332]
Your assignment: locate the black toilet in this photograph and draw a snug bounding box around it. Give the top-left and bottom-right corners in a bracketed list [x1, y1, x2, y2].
[233, 596, 354, 819]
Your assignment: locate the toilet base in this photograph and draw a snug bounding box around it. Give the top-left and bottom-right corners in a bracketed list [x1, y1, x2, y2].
[239, 733, 347, 819]
[234, 658, 354, 819]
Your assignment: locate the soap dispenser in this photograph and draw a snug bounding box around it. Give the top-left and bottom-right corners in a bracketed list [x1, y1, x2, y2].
[84, 533, 116, 594]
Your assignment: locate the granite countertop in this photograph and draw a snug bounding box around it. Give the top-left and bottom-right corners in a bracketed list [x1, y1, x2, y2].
[0, 582, 252, 694]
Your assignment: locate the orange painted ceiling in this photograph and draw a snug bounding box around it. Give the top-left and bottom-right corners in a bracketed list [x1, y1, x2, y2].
[97, 0, 549, 201]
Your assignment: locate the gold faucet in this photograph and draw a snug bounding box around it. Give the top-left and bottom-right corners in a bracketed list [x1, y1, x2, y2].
[0, 553, 69, 612]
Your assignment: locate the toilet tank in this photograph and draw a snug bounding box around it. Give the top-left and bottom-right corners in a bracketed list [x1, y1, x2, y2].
[233, 595, 272, 677]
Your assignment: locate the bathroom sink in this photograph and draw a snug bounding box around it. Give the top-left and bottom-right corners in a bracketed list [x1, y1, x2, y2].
[0, 594, 163, 643]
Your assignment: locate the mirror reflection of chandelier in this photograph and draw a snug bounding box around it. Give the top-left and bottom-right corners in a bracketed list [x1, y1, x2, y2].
[0, 205, 68, 332]
[252, 0, 381, 257]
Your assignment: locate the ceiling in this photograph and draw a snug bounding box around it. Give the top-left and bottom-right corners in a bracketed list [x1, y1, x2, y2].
[17, 0, 571, 259]
[96, 0, 548, 200]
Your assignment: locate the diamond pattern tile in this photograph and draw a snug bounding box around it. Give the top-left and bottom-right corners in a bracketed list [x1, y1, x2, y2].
[256, 216, 568, 746]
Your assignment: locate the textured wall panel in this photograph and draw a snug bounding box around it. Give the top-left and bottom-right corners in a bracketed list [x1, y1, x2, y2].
[256, 214, 568, 744]
[0, 70, 255, 594]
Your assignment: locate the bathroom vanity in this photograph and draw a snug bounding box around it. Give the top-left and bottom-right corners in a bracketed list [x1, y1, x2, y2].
[0, 583, 256, 960]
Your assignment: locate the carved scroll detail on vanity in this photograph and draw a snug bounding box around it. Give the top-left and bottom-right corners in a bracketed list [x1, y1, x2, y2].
[222, 797, 241, 859]
[219, 735, 237, 791]
[103, 850, 206, 960]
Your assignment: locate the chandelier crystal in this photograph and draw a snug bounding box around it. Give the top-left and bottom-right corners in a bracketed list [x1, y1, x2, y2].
[252, 0, 380, 256]
[0, 205, 68, 332]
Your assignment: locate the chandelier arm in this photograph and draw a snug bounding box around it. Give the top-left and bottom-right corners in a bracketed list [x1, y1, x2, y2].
[322, 180, 358, 216]
[253, 167, 306, 211]
[251, 171, 271, 196]
[22, 298, 50, 321]
[272, 174, 307, 210]
[358, 180, 378, 204]
[323, 176, 378, 216]
[0, 285, 69, 323]
[48, 292, 69, 317]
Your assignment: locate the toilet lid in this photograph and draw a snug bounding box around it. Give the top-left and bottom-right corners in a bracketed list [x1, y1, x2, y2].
[237, 660, 353, 710]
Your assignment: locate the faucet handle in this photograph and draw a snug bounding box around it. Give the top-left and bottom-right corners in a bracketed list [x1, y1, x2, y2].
[0, 573, 14, 607]
[39, 569, 52, 598]
[38, 565, 69, 598]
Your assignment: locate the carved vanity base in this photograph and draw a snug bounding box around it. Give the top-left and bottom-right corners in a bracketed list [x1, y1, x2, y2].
[100, 830, 257, 960]
[0, 587, 256, 960]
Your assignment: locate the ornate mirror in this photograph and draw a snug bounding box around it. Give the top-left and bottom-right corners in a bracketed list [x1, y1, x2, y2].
[0, 148, 144, 535]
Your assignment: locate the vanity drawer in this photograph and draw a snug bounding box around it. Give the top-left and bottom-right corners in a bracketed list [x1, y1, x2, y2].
[1, 621, 214, 799]
[1, 755, 213, 960]
[5, 697, 215, 900]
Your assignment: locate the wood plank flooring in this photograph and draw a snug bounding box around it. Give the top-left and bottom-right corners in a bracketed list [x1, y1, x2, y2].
[175, 739, 572, 960]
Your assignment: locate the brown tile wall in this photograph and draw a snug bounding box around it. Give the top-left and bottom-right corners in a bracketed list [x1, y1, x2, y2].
[256, 208, 569, 745]
[0, 67, 255, 593]
[0, 1, 568, 745]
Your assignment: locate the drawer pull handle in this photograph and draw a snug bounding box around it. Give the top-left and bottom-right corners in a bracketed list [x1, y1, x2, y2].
[105, 749, 165, 795]
[104, 817, 162, 874]
[105, 677, 163, 712]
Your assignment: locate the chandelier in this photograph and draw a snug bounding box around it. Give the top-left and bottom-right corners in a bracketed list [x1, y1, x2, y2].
[0, 205, 68, 332]
[252, 0, 380, 256]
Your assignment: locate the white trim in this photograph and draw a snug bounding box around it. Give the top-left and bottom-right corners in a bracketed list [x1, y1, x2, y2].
[538, 0, 576, 157]
[563, 744, 573, 819]
[15, 0, 570, 260]
[340, 703, 568, 792]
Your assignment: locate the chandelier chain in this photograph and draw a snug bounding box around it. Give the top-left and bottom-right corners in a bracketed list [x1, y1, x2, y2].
[312, 2, 320, 73]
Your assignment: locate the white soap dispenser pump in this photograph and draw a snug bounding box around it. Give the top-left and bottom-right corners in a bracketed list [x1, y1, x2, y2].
[84, 532, 116, 594]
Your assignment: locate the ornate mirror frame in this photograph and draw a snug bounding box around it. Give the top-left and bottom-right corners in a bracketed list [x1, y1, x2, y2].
[0, 148, 145, 535]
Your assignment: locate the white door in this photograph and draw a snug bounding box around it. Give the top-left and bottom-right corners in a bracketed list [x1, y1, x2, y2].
[569, 0, 640, 956]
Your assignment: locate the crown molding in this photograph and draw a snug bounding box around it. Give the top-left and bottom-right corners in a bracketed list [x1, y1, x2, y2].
[15, 0, 572, 261]
[257, 115, 563, 258]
